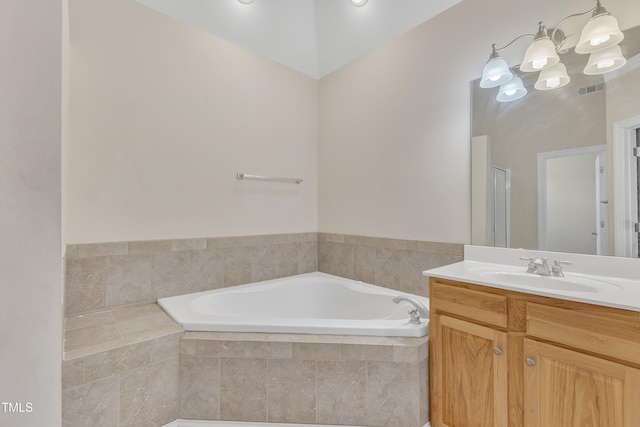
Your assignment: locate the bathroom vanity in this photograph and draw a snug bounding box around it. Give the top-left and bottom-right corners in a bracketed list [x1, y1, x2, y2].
[424, 246, 640, 427]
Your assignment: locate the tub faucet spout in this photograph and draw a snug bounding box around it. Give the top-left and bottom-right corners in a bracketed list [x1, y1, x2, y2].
[393, 295, 430, 324]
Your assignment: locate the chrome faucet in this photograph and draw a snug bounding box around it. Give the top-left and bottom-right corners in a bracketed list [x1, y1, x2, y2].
[393, 295, 430, 324]
[520, 257, 551, 276]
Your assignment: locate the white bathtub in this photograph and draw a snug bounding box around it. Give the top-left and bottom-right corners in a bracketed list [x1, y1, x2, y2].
[158, 272, 429, 337]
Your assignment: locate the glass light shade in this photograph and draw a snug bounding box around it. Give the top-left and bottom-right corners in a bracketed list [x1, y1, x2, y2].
[520, 36, 559, 72]
[534, 62, 570, 90]
[575, 14, 624, 54]
[480, 57, 513, 88]
[583, 44, 627, 75]
[496, 76, 527, 102]
[349, 0, 368, 6]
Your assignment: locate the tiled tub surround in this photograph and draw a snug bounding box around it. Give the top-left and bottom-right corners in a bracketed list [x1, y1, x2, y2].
[62, 308, 429, 427]
[65, 233, 319, 316]
[178, 332, 429, 427]
[62, 232, 457, 427]
[62, 304, 183, 427]
[65, 232, 462, 317]
[318, 233, 464, 297]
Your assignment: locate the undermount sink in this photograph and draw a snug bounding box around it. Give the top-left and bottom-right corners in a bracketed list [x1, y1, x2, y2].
[469, 266, 624, 293]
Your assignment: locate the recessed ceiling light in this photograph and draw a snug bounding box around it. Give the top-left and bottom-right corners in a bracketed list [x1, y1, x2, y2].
[349, 0, 368, 7]
[238, 0, 255, 4]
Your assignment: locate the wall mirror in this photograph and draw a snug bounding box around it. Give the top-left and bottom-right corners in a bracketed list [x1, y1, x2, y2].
[471, 24, 640, 257]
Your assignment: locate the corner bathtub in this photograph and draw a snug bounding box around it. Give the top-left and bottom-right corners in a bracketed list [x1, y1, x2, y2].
[158, 272, 429, 337]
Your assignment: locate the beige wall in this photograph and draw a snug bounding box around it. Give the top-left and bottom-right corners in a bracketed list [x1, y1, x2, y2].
[66, 0, 319, 244]
[0, 0, 62, 426]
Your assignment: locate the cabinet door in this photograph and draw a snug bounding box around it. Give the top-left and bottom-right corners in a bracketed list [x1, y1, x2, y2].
[431, 314, 508, 427]
[524, 338, 640, 427]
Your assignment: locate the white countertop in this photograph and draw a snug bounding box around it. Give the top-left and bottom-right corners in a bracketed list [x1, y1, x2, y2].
[423, 245, 640, 313]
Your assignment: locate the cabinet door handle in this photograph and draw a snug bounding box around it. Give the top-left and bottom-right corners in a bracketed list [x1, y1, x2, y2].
[493, 347, 503, 356]
[525, 357, 536, 366]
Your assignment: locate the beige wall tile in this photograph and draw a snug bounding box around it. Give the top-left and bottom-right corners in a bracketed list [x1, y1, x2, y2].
[83, 341, 152, 383]
[191, 249, 224, 292]
[77, 242, 128, 258]
[271, 233, 298, 243]
[317, 233, 345, 243]
[375, 248, 402, 290]
[224, 247, 252, 286]
[197, 339, 245, 358]
[354, 245, 376, 283]
[180, 339, 197, 355]
[417, 241, 452, 255]
[172, 238, 207, 251]
[65, 311, 115, 331]
[220, 358, 267, 422]
[366, 361, 421, 427]
[316, 360, 366, 425]
[276, 242, 298, 277]
[392, 344, 420, 363]
[237, 235, 273, 247]
[251, 244, 277, 282]
[243, 341, 292, 359]
[65, 257, 105, 315]
[179, 355, 220, 420]
[293, 342, 342, 360]
[299, 232, 318, 242]
[119, 357, 179, 427]
[152, 333, 183, 362]
[451, 243, 465, 257]
[298, 241, 318, 274]
[318, 241, 354, 279]
[65, 244, 78, 260]
[105, 254, 153, 307]
[342, 343, 394, 361]
[268, 359, 316, 424]
[62, 376, 119, 427]
[151, 251, 191, 298]
[64, 315, 124, 359]
[62, 358, 84, 390]
[129, 240, 172, 254]
[400, 250, 431, 297]
[419, 358, 430, 425]
[111, 303, 183, 344]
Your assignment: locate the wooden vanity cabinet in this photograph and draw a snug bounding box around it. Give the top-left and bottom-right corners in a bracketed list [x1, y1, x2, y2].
[429, 278, 640, 427]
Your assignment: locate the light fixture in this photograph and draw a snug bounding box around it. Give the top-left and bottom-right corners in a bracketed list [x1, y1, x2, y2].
[480, 45, 514, 88]
[575, 0, 624, 54]
[479, 0, 627, 100]
[534, 62, 570, 90]
[496, 76, 527, 102]
[237, 0, 255, 4]
[349, 0, 368, 7]
[583, 44, 627, 75]
[520, 23, 560, 72]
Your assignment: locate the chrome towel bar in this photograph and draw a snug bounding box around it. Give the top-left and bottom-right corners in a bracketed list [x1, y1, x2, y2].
[236, 172, 303, 184]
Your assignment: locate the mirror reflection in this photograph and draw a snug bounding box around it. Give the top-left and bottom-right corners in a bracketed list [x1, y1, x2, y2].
[471, 25, 640, 257]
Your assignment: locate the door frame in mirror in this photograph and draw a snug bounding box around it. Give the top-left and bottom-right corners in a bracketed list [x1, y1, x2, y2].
[613, 114, 640, 257]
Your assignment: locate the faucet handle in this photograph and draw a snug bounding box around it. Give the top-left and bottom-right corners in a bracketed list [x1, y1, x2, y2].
[552, 260, 571, 277]
[519, 256, 536, 273]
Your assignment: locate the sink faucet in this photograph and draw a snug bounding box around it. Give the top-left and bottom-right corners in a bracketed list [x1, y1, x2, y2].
[393, 295, 430, 324]
[520, 257, 551, 276]
[551, 260, 572, 277]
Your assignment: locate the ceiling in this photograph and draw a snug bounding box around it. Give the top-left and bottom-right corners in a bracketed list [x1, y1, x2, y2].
[134, 0, 463, 79]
